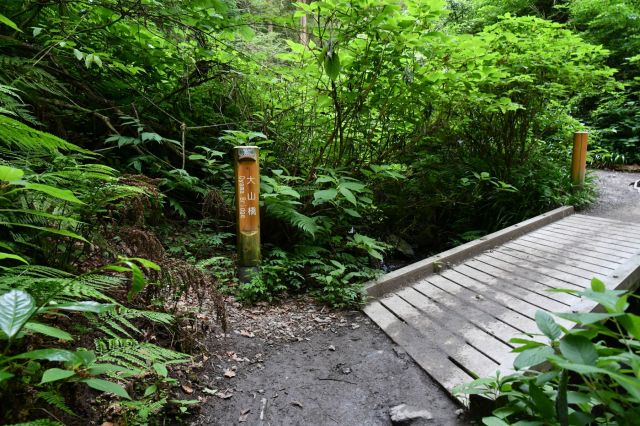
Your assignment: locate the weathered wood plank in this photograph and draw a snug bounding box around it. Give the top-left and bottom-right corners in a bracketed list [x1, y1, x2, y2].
[363, 301, 474, 394]
[411, 280, 533, 345]
[511, 237, 621, 269]
[500, 241, 613, 276]
[380, 294, 504, 377]
[533, 226, 639, 253]
[477, 252, 592, 288]
[570, 214, 640, 236]
[440, 269, 551, 320]
[543, 224, 640, 252]
[494, 246, 605, 280]
[550, 221, 640, 247]
[458, 260, 579, 305]
[467, 257, 585, 294]
[522, 231, 634, 261]
[364, 206, 574, 298]
[395, 287, 517, 368]
[421, 275, 540, 334]
[569, 252, 640, 313]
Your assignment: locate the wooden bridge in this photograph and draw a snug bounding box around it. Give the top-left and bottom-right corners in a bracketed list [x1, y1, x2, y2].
[363, 206, 640, 399]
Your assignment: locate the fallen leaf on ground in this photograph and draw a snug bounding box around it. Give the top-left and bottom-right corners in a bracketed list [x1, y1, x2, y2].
[328, 345, 336, 351]
[181, 384, 194, 394]
[202, 388, 218, 395]
[217, 390, 233, 399]
[240, 330, 255, 338]
[239, 408, 251, 422]
[291, 400, 304, 408]
[224, 368, 236, 378]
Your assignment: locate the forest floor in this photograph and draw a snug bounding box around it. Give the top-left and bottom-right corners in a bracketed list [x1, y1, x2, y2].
[188, 169, 639, 426]
[189, 297, 467, 426]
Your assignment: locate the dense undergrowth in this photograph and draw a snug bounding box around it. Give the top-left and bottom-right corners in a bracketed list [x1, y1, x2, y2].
[0, 0, 637, 424]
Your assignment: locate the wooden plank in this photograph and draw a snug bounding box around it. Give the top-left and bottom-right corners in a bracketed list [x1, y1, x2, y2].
[460, 259, 580, 305]
[380, 294, 504, 377]
[469, 256, 585, 295]
[477, 252, 592, 288]
[363, 301, 474, 394]
[565, 215, 640, 237]
[440, 269, 549, 320]
[396, 287, 517, 367]
[364, 206, 574, 298]
[522, 231, 634, 261]
[422, 275, 540, 334]
[542, 224, 640, 252]
[500, 241, 613, 276]
[550, 221, 640, 247]
[569, 252, 640, 313]
[571, 214, 640, 236]
[533, 226, 638, 254]
[494, 246, 605, 280]
[454, 263, 571, 311]
[513, 237, 621, 269]
[411, 280, 531, 344]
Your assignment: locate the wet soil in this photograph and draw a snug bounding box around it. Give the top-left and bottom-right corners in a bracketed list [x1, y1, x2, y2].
[582, 169, 640, 221]
[190, 298, 467, 426]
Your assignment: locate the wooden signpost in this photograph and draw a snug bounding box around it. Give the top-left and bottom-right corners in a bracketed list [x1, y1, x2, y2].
[234, 146, 261, 282]
[570, 131, 588, 187]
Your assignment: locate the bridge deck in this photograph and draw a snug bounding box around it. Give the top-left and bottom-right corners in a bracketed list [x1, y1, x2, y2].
[363, 209, 640, 400]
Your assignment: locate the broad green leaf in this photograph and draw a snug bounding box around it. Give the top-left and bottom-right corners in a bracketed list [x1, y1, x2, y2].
[535, 311, 561, 340]
[11, 348, 77, 362]
[482, 417, 509, 426]
[24, 322, 73, 341]
[0, 370, 14, 383]
[41, 368, 75, 384]
[82, 378, 131, 399]
[0, 252, 28, 264]
[313, 188, 338, 203]
[0, 13, 21, 32]
[559, 335, 598, 365]
[0, 289, 35, 338]
[343, 208, 361, 218]
[591, 278, 605, 292]
[23, 183, 84, 204]
[324, 49, 341, 81]
[529, 383, 555, 420]
[514, 345, 554, 370]
[0, 165, 24, 182]
[73, 48, 84, 60]
[339, 186, 357, 205]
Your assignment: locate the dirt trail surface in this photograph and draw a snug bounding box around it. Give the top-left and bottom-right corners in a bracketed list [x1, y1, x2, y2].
[583, 169, 640, 221]
[190, 297, 467, 425]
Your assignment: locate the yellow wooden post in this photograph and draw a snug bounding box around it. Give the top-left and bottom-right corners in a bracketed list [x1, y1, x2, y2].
[570, 131, 588, 187]
[234, 146, 261, 282]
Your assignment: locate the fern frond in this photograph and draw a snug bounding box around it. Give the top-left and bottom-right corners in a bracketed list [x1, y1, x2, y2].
[95, 338, 190, 371]
[0, 114, 90, 154]
[36, 391, 75, 417]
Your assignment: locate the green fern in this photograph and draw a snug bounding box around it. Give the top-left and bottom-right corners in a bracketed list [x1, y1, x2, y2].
[95, 338, 190, 371]
[35, 391, 75, 417]
[0, 114, 90, 154]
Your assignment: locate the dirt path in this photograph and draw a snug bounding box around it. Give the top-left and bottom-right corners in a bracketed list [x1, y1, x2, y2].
[582, 169, 640, 221]
[190, 298, 467, 426]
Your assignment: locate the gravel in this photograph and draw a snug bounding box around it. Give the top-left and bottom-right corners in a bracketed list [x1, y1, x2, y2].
[582, 169, 640, 222]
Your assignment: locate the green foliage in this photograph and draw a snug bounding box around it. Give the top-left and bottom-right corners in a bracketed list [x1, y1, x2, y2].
[455, 279, 640, 425]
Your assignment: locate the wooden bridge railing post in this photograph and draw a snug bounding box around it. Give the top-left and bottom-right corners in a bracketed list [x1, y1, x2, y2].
[571, 131, 588, 187]
[234, 146, 261, 282]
